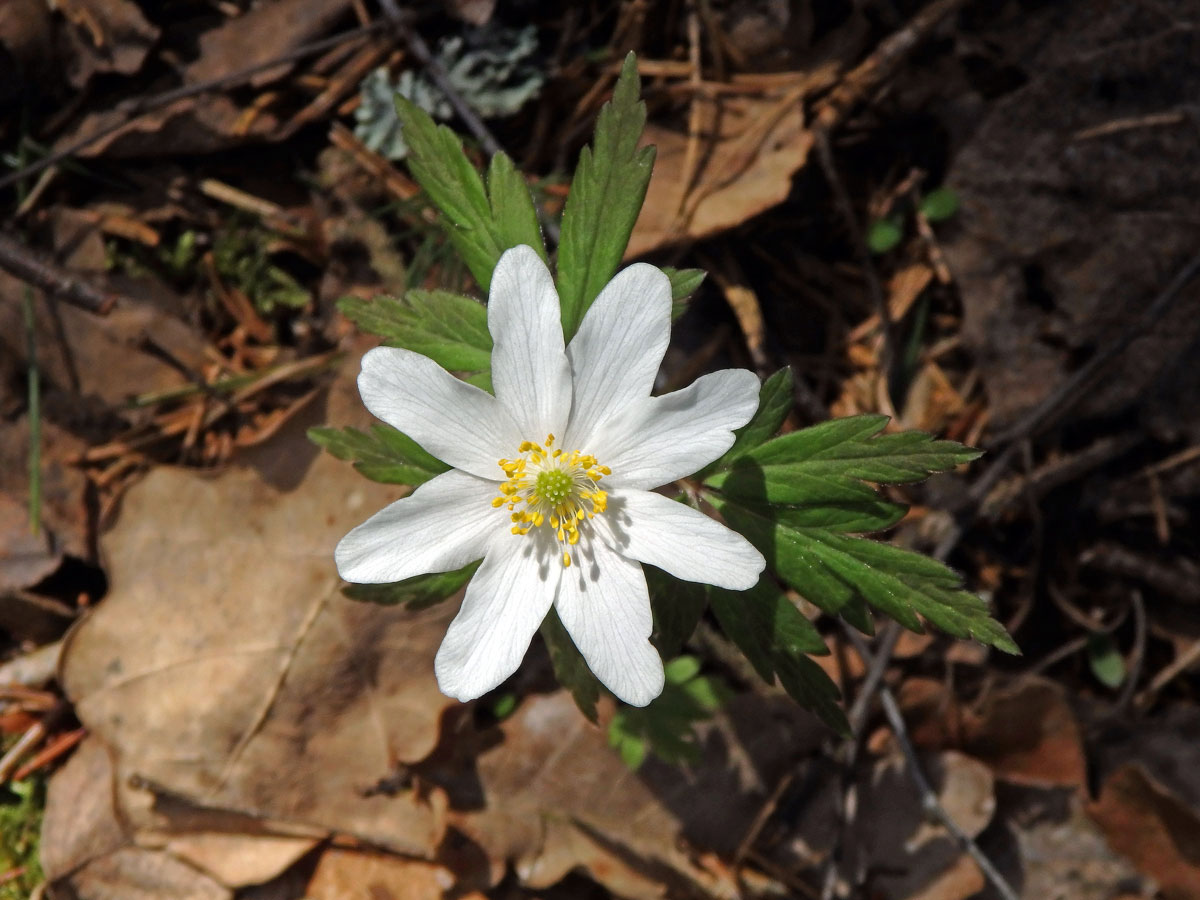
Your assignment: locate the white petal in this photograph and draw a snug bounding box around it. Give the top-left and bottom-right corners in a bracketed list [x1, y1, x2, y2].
[593, 368, 761, 490]
[358, 346, 522, 480]
[488, 246, 572, 440]
[336, 470, 501, 583]
[555, 538, 664, 706]
[562, 263, 671, 450]
[435, 530, 561, 702]
[594, 489, 765, 590]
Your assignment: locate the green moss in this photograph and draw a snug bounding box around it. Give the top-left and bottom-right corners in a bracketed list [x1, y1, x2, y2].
[0, 775, 45, 898]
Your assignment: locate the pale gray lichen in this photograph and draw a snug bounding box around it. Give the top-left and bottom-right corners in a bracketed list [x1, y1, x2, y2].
[355, 25, 544, 160]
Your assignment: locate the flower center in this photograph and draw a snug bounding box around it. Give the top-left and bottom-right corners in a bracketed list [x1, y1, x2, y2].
[493, 433, 610, 568]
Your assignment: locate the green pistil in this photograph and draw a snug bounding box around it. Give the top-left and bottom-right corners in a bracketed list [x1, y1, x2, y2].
[536, 469, 572, 504]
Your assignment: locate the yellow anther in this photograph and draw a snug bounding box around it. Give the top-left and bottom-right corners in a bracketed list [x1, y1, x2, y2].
[493, 436, 611, 560]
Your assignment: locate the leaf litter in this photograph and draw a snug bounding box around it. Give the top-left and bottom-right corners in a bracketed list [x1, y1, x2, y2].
[3, 0, 1200, 897]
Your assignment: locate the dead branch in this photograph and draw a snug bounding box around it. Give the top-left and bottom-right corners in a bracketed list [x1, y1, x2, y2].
[0, 232, 118, 315]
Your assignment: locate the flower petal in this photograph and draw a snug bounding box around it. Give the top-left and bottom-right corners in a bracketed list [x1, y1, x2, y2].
[562, 263, 671, 450]
[358, 346, 522, 479]
[488, 245, 572, 440]
[593, 368, 761, 490]
[335, 470, 500, 583]
[594, 488, 765, 590]
[435, 530, 561, 701]
[555, 538, 664, 706]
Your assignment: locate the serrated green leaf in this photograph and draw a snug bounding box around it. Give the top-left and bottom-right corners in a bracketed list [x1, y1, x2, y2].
[702, 368, 794, 475]
[1087, 633, 1126, 688]
[920, 186, 960, 222]
[709, 579, 827, 683]
[395, 96, 545, 290]
[556, 53, 656, 340]
[541, 606, 601, 721]
[646, 566, 708, 659]
[338, 291, 492, 372]
[706, 415, 980, 507]
[308, 424, 449, 486]
[775, 653, 850, 736]
[486, 151, 547, 261]
[868, 217, 903, 253]
[709, 579, 847, 733]
[715, 498, 1018, 653]
[342, 561, 479, 609]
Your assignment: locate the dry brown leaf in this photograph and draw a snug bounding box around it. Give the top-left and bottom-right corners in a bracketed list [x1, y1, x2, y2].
[164, 833, 318, 889]
[963, 678, 1087, 789]
[305, 849, 486, 900]
[185, 0, 353, 87]
[0, 493, 60, 593]
[41, 737, 127, 883]
[1088, 763, 1200, 900]
[58, 0, 159, 88]
[451, 690, 817, 899]
[58, 365, 456, 862]
[627, 93, 812, 257]
[57, 94, 281, 160]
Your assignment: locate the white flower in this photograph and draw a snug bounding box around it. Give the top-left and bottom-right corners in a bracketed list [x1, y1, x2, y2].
[336, 245, 765, 706]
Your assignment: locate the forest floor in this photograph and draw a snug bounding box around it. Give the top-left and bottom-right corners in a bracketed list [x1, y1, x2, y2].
[2, 1, 1199, 899]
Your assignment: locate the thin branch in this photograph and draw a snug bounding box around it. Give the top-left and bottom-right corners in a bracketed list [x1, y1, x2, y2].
[0, 232, 118, 315]
[374, 1, 562, 247]
[844, 627, 1021, 900]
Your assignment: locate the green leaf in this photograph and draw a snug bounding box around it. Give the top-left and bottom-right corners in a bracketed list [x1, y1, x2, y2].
[395, 95, 546, 290]
[308, 424, 449, 486]
[338, 291, 492, 372]
[607, 656, 729, 769]
[702, 367, 794, 475]
[707, 578, 848, 734]
[663, 266, 706, 300]
[646, 566, 709, 659]
[868, 217, 903, 253]
[708, 579, 826, 682]
[555, 53, 656, 340]
[715, 498, 1018, 654]
[706, 415, 979, 506]
[486, 151, 547, 261]
[1087, 633, 1126, 689]
[342, 561, 479, 609]
[663, 266, 707, 320]
[920, 186, 960, 222]
[775, 653, 850, 736]
[541, 607, 601, 721]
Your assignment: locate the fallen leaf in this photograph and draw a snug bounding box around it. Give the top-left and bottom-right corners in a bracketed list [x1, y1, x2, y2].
[628, 91, 812, 257]
[58, 0, 159, 88]
[58, 362, 455, 862]
[56, 94, 281, 159]
[1088, 764, 1200, 900]
[941, 4, 1200, 439]
[185, 0, 353, 88]
[41, 737, 127, 883]
[0, 493, 60, 593]
[855, 751, 994, 900]
[164, 833, 318, 889]
[451, 690, 819, 898]
[305, 849, 484, 900]
[963, 678, 1087, 789]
